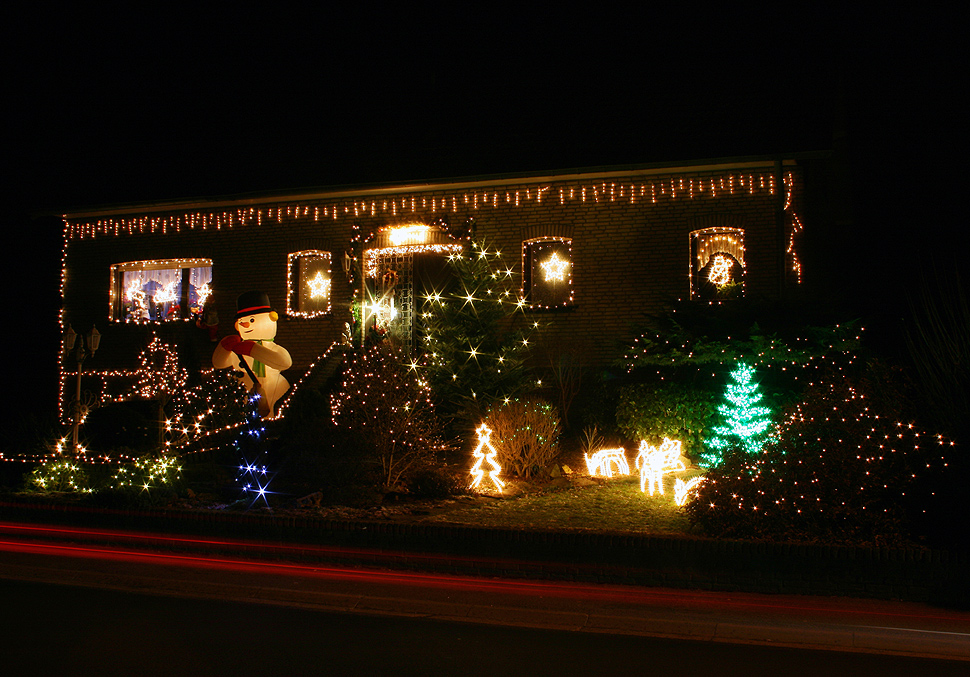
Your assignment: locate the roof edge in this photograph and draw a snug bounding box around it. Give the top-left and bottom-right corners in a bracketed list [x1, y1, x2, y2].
[61, 151, 832, 219]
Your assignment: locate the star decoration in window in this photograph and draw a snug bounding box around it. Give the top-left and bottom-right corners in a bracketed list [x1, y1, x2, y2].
[307, 271, 331, 299]
[540, 253, 570, 282]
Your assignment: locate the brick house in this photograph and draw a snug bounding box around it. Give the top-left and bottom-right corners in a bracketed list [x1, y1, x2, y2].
[59, 155, 807, 419]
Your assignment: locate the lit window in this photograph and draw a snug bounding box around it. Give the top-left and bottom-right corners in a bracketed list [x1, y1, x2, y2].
[287, 250, 332, 317]
[523, 237, 573, 308]
[110, 259, 212, 323]
[690, 227, 745, 299]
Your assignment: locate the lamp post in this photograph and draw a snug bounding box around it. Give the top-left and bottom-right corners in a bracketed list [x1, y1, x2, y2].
[63, 324, 100, 455]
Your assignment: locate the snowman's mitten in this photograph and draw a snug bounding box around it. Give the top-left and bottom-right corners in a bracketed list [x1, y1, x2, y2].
[234, 340, 257, 357]
[220, 335, 243, 352]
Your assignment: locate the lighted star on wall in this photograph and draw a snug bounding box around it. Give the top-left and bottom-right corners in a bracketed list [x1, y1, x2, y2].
[307, 271, 331, 299]
[540, 253, 569, 282]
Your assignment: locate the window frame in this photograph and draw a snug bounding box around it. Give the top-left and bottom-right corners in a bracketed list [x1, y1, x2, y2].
[287, 250, 333, 318]
[522, 236, 574, 309]
[109, 258, 212, 323]
[689, 227, 745, 299]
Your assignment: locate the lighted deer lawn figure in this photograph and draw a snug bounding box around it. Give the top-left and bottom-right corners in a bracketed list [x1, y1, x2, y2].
[673, 475, 705, 506]
[635, 438, 686, 495]
[584, 448, 630, 478]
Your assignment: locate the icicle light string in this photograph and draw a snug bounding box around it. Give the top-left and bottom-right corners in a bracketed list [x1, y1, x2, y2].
[65, 172, 784, 240]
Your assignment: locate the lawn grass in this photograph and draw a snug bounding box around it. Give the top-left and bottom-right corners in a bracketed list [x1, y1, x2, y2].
[421, 474, 703, 535]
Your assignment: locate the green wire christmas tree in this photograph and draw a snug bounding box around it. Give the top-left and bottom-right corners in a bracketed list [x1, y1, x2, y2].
[701, 362, 773, 468]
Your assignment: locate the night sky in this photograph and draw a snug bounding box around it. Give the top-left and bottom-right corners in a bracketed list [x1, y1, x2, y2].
[2, 6, 962, 426]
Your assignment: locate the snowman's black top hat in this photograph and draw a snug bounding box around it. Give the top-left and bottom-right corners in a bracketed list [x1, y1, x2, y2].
[235, 291, 273, 319]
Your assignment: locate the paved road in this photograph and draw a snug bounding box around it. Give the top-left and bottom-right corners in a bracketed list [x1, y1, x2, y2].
[3, 579, 968, 676]
[1, 520, 969, 673]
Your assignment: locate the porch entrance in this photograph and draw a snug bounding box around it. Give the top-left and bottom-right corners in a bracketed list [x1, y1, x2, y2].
[363, 227, 462, 354]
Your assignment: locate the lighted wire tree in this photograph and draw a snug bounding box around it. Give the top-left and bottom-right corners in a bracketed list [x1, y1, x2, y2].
[701, 362, 773, 468]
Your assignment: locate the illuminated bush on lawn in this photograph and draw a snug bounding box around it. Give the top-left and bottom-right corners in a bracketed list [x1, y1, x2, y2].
[331, 344, 449, 490]
[482, 398, 561, 479]
[685, 376, 954, 544]
[28, 458, 93, 494]
[110, 453, 183, 503]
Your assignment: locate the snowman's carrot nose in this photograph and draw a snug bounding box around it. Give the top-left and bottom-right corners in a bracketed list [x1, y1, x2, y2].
[239, 320, 250, 328]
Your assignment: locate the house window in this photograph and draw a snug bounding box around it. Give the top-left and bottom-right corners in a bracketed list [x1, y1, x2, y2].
[690, 227, 745, 299]
[110, 259, 212, 323]
[287, 250, 332, 317]
[523, 237, 573, 308]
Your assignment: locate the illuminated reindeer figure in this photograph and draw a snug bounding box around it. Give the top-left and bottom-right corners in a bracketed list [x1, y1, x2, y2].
[635, 438, 686, 495]
[674, 475, 706, 507]
[584, 448, 630, 478]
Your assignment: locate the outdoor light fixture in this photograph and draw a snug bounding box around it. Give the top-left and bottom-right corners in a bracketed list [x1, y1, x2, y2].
[62, 324, 101, 455]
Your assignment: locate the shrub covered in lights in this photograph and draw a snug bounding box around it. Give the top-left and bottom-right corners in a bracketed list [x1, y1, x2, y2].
[482, 398, 561, 479]
[331, 344, 450, 490]
[109, 453, 183, 504]
[616, 382, 718, 464]
[620, 301, 862, 371]
[685, 375, 953, 545]
[419, 239, 538, 427]
[27, 458, 93, 494]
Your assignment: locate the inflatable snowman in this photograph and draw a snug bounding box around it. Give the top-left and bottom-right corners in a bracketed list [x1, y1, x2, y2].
[212, 291, 292, 418]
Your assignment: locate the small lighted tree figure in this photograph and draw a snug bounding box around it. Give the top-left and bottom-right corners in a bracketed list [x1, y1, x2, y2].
[701, 362, 773, 468]
[469, 424, 504, 492]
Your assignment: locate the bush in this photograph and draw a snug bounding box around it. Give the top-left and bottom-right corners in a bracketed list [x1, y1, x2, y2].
[406, 464, 466, 499]
[616, 382, 718, 463]
[331, 345, 450, 490]
[109, 452, 183, 504]
[27, 458, 93, 494]
[685, 375, 952, 545]
[483, 398, 561, 479]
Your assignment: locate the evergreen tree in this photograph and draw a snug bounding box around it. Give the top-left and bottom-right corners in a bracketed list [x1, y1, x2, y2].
[419, 240, 537, 426]
[702, 362, 773, 467]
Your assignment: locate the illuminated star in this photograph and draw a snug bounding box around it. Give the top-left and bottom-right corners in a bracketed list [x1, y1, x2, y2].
[540, 253, 569, 282]
[307, 271, 331, 299]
